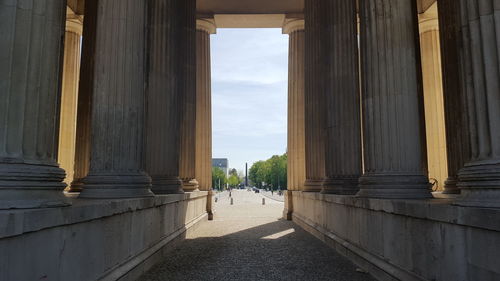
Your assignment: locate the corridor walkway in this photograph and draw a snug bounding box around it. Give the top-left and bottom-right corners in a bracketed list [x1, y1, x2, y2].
[138, 190, 375, 281]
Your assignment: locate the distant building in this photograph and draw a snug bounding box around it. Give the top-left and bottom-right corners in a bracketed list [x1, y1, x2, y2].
[212, 158, 228, 176]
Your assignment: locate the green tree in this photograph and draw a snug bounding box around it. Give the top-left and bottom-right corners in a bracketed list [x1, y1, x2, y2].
[212, 167, 227, 190]
[227, 174, 241, 188]
[249, 153, 287, 190]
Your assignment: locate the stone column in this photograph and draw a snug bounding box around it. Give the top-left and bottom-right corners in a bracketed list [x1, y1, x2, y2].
[418, 4, 449, 193]
[79, 0, 153, 199]
[0, 0, 69, 208]
[283, 18, 305, 219]
[283, 18, 306, 193]
[179, 0, 199, 192]
[357, 0, 432, 199]
[145, 0, 184, 194]
[303, 0, 326, 192]
[195, 19, 216, 192]
[68, 15, 92, 193]
[437, 0, 470, 195]
[457, 0, 500, 207]
[321, 0, 362, 195]
[58, 20, 83, 187]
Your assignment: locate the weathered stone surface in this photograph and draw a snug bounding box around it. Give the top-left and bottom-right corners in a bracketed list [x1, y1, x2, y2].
[292, 191, 500, 281]
[0, 192, 208, 281]
[0, 0, 69, 208]
[437, 0, 470, 195]
[321, 0, 362, 195]
[456, 0, 500, 207]
[78, 0, 153, 199]
[179, 0, 200, 192]
[303, 0, 326, 192]
[145, 0, 184, 195]
[357, 0, 432, 199]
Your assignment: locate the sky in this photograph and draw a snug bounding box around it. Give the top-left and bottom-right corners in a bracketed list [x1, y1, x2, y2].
[211, 28, 289, 173]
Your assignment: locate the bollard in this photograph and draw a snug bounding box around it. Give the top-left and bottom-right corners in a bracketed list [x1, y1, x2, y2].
[229, 191, 231, 197]
[262, 198, 265, 205]
[215, 197, 218, 203]
[230, 198, 234, 205]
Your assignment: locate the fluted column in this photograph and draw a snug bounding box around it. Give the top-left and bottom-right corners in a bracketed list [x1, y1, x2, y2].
[145, 0, 184, 194]
[79, 0, 153, 199]
[179, 0, 199, 192]
[357, 0, 432, 198]
[68, 16, 92, 193]
[283, 18, 306, 192]
[457, 0, 500, 207]
[58, 20, 83, 187]
[418, 4, 449, 192]
[321, 0, 362, 195]
[303, 0, 326, 192]
[437, 0, 470, 195]
[195, 19, 216, 192]
[419, 3, 448, 191]
[0, 0, 69, 208]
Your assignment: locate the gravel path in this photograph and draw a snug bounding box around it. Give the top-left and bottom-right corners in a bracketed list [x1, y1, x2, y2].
[138, 190, 375, 281]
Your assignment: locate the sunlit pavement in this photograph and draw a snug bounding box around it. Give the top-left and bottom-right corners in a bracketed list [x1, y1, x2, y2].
[138, 190, 375, 281]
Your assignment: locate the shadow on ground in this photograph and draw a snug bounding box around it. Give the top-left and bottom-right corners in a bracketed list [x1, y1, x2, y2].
[138, 216, 375, 281]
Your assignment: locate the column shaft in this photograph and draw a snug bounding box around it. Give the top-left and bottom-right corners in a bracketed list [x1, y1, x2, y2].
[0, 0, 69, 208]
[457, 0, 500, 206]
[195, 20, 215, 191]
[304, 0, 326, 192]
[357, 0, 432, 198]
[79, 0, 153, 198]
[145, 0, 184, 194]
[321, 0, 362, 195]
[438, 0, 470, 195]
[284, 19, 306, 192]
[58, 23, 82, 187]
[418, 6, 449, 192]
[179, 0, 199, 192]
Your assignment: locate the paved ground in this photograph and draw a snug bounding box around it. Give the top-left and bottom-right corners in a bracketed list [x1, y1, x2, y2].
[138, 190, 376, 281]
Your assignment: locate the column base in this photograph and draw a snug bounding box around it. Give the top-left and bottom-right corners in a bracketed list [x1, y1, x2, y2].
[182, 178, 199, 192]
[0, 163, 70, 209]
[456, 161, 500, 207]
[79, 172, 154, 199]
[206, 190, 214, 220]
[442, 177, 460, 194]
[357, 173, 432, 199]
[303, 179, 323, 192]
[321, 176, 359, 195]
[67, 179, 84, 193]
[283, 190, 293, 220]
[151, 176, 184, 194]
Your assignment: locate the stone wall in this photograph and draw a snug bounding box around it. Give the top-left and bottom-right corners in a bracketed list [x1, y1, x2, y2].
[290, 191, 500, 281]
[0, 192, 209, 281]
